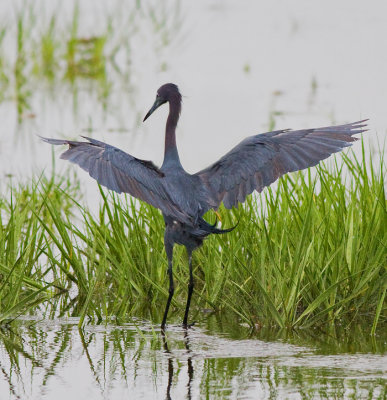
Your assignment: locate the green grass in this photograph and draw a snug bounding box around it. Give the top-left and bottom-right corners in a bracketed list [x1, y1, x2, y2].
[0, 174, 79, 323]
[0, 145, 386, 332]
[40, 144, 387, 332]
[209, 149, 386, 332]
[0, 3, 111, 119]
[0, 0, 183, 118]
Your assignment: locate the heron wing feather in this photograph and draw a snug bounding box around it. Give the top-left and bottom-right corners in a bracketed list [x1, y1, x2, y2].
[195, 120, 367, 212]
[41, 136, 191, 223]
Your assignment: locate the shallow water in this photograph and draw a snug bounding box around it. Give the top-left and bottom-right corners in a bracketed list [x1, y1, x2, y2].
[0, 0, 386, 199]
[0, 317, 386, 399]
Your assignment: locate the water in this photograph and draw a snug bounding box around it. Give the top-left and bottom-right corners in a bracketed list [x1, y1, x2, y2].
[1, 317, 386, 399]
[0, 1, 386, 398]
[0, 0, 385, 189]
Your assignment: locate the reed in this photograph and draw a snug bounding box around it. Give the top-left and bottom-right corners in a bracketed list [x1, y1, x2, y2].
[38, 144, 386, 332]
[0, 174, 79, 323]
[0, 144, 385, 332]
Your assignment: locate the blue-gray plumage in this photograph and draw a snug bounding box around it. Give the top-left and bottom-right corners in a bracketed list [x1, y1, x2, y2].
[41, 83, 367, 329]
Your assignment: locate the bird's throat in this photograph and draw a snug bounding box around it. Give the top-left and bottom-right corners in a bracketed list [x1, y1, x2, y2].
[163, 98, 182, 168]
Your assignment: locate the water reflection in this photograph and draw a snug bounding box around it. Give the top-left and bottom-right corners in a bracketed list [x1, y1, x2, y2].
[78, 328, 103, 390]
[162, 329, 193, 400]
[0, 318, 386, 399]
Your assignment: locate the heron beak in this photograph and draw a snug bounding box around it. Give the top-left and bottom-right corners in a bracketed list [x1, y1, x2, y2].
[143, 97, 165, 122]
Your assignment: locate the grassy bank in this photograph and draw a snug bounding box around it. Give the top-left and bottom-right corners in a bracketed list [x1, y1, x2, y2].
[0, 145, 386, 332]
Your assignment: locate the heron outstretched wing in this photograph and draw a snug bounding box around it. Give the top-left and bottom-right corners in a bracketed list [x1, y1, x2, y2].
[195, 120, 367, 211]
[41, 136, 191, 223]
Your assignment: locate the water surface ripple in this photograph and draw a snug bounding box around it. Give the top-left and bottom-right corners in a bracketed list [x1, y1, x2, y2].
[0, 318, 385, 399]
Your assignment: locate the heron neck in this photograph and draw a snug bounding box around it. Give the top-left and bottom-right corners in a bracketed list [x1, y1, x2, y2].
[162, 98, 182, 169]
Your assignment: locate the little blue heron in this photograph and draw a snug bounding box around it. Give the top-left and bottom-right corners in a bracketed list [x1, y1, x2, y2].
[42, 83, 367, 329]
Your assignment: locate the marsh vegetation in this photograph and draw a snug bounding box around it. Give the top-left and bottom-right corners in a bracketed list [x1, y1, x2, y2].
[0, 144, 385, 333]
[0, 1, 386, 399]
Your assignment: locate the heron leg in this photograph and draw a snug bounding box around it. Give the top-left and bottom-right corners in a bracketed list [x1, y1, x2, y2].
[161, 241, 174, 330]
[183, 250, 194, 327]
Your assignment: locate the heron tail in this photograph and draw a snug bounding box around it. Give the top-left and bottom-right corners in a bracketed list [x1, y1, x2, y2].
[198, 217, 237, 235]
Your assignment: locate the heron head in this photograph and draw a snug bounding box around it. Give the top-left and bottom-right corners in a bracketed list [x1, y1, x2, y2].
[143, 83, 181, 122]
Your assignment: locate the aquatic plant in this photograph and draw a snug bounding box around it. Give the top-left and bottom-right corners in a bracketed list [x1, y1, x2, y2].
[39, 144, 386, 333]
[0, 174, 79, 323]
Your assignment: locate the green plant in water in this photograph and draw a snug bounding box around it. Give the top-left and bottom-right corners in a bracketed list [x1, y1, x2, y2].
[0, 142, 384, 332]
[0, 175, 80, 324]
[39, 16, 58, 80]
[202, 145, 386, 333]
[14, 12, 32, 121]
[66, 36, 106, 80]
[40, 144, 386, 333]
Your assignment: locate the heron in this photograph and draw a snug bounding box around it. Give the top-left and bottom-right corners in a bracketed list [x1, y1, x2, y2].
[41, 83, 367, 329]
